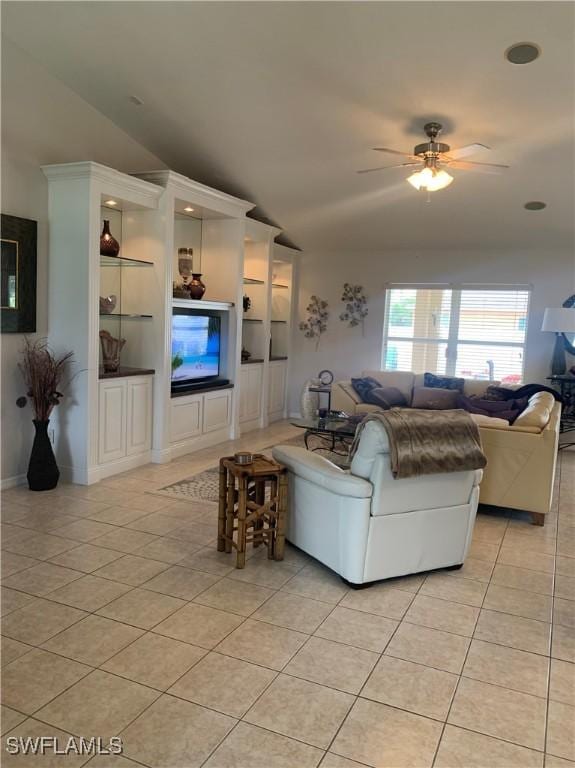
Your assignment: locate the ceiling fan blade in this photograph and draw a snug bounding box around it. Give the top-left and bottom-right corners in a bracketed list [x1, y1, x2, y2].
[357, 162, 420, 174]
[373, 147, 418, 159]
[446, 159, 509, 174]
[446, 143, 491, 160]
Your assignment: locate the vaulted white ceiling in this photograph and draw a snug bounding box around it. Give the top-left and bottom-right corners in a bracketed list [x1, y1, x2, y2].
[3, 1, 574, 251]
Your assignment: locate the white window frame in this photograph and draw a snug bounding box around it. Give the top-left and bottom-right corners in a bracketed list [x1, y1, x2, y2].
[382, 283, 531, 379]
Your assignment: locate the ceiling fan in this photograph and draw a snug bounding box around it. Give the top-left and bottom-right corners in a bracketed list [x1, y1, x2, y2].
[358, 122, 509, 192]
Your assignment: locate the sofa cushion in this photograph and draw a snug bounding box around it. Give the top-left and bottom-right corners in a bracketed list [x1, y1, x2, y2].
[424, 372, 465, 392]
[470, 414, 512, 429]
[412, 387, 459, 410]
[365, 386, 408, 409]
[513, 392, 555, 430]
[362, 370, 415, 404]
[356, 403, 387, 415]
[351, 376, 381, 402]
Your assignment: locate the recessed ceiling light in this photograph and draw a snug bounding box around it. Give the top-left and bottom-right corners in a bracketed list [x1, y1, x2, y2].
[505, 42, 541, 64]
[524, 201, 547, 210]
[184, 206, 194, 212]
[104, 199, 118, 206]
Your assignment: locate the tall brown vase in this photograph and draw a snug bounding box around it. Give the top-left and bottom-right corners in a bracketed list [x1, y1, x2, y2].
[100, 220, 120, 257]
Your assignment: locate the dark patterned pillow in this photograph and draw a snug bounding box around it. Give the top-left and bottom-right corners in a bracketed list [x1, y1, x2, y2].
[365, 386, 408, 409]
[350, 376, 381, 403]
[424, 372, 465, 393]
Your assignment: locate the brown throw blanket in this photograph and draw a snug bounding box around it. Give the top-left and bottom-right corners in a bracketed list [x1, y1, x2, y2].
[350, 409, 487, 479]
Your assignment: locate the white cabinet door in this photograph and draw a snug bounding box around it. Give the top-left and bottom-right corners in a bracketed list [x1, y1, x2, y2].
[171, 394, 202, 442]
[203, 389, 231, 433]
[99, 380, 127, 464]
[126, 377, 152, 456]
[268, 361, 287, 417]
[240, 364, 263, 424]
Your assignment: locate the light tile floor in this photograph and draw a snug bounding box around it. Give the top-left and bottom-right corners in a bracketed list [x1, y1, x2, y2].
[1, 421, 574, 768]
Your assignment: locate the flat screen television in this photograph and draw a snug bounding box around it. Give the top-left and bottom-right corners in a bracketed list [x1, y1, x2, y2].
[171, 310, 221, 391]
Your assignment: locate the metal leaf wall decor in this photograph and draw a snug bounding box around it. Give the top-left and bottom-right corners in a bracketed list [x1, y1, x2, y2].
[299, 295, 329, 349]
[340, 283, 368, 333]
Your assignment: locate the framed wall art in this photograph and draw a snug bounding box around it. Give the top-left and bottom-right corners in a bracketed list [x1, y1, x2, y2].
[1, 213, 37, 333]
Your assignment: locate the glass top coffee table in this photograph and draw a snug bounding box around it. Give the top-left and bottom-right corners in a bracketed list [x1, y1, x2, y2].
[291, 415, 360, 456]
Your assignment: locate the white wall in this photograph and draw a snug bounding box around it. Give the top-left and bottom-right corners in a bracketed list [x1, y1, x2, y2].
[1, 40, 165, 486]
[289, 248, 575, 414]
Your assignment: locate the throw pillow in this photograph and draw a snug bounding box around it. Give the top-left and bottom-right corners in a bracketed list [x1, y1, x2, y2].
[411, 386, 459, 410]
[424, 372, 465, 392]
[365, 386, 408, 409]
[351, 376, 381, 403]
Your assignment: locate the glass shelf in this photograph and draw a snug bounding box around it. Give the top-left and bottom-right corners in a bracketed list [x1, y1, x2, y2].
[100, 255, 154, 268]
[100, 313, 153, 319]
[243, 277, 265, 285]
[272, 283, 289, 289]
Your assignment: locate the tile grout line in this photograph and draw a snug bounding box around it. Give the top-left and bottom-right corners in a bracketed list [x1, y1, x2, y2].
[430, 509, 511, 767]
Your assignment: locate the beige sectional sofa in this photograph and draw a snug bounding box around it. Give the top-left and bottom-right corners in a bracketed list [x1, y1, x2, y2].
[332, 370, 561, 524]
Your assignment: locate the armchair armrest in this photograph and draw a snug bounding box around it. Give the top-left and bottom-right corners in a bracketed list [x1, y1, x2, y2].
[272, 445, 373, 499]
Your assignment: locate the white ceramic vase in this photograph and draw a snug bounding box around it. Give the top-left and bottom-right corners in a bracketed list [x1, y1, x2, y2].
[300, 378, 321, 419]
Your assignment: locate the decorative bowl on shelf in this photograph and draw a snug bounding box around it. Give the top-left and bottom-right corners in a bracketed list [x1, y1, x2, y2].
[99, 295, 117, 314]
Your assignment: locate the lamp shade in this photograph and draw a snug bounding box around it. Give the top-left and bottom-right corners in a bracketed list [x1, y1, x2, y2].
[541, 307, 575, 333]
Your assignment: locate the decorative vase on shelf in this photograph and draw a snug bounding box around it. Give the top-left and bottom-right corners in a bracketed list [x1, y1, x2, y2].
[189, 274, 206, 300]
[100, 220, 120, 257]
[28, 419, 60, 491]
[99, 330, 126, 373]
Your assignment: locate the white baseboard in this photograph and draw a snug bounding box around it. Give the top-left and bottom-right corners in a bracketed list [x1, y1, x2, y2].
[1, 473, 27, 491]
[239, 417, 261, 434]
[151, 447, 172, 464]
[169, 426, 232, 460]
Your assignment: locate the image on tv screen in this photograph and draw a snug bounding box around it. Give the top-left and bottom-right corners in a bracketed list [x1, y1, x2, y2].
[171, 314, 220, 381]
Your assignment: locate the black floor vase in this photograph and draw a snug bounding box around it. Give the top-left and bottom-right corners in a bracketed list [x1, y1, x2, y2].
[27, 419, 60, 491]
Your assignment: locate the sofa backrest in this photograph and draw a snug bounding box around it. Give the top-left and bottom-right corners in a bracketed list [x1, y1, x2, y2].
[361, 370, 414, 403]
[350, 420, 479, 516]
[412, 374, 500, 398]
[361, 370, 499, 404]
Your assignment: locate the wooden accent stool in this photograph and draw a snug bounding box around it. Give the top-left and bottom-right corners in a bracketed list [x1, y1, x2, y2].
[217, 454, 288, 568]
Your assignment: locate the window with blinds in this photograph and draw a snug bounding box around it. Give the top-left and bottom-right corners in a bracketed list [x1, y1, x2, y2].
[382, 286, 530, 384]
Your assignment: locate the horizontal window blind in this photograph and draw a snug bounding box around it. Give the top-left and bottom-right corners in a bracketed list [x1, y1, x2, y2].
[383, 286, 530, 383]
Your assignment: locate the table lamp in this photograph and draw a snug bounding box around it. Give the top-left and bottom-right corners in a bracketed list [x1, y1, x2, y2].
[541, 308, 575, 375]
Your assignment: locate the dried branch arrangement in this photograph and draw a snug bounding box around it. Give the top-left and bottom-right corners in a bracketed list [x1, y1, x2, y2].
[16, 338, 74, 421]
[299, 295, 329, 349]
[339, 283, 368, 332]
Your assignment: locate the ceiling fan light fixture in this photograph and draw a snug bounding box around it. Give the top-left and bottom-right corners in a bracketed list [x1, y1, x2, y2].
[407, 167, 453, 192]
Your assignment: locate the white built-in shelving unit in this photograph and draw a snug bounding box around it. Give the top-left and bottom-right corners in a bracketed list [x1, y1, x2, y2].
[43, 162, 299, 483]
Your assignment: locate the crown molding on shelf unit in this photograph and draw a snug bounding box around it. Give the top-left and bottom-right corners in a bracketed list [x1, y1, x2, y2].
[42, 161, 163, 209]
[134, 170, 255, 218]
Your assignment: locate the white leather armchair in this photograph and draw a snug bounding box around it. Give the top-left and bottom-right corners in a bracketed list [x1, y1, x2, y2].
[272, 421, 482, 586]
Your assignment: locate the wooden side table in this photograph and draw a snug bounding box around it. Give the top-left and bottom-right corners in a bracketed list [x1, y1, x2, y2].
[217, 454, 288, 568]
